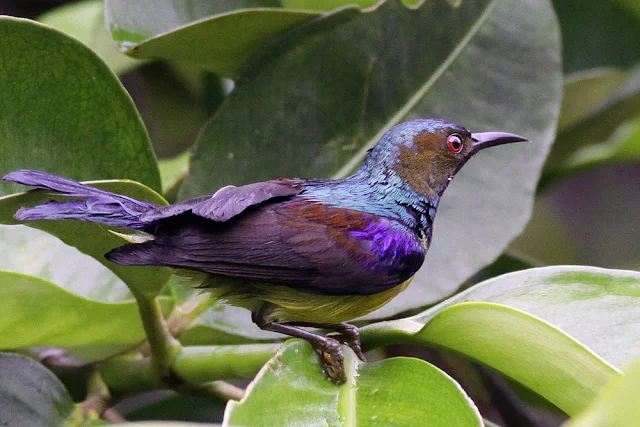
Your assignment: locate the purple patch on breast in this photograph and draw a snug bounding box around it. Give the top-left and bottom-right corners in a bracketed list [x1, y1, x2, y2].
[350, 220, 425, 279]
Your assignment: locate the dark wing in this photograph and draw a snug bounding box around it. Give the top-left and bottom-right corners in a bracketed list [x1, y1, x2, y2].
[140, 179, 303, 223]
[107, 199, 426, 295]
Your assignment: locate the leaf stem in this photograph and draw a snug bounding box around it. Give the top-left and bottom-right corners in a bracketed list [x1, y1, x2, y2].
[134, 293, 182, 379]
[101, 343, 279, 399]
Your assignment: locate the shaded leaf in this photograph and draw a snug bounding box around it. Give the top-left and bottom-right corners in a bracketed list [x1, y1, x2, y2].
[105, 0, 322, 76]
[181, 0, 562, 316]
[0, 17, 160, 196]
[133, 63, 210, 159]
[38, 0, 142, 74]
[552, 0, 640, 73]
[0, 181, 171, 299]
[363, 266, 640, 415]
[0, 352, 75, 427]
[557, 68, 628, 131]
[0, 271, 170, 354]
[224, 340, 482, 427]
[542, 67, 640, 187]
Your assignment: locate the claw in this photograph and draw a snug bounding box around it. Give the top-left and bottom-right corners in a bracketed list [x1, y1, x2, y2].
[314, 340, 345, 384]
[330, 324, 367, 362]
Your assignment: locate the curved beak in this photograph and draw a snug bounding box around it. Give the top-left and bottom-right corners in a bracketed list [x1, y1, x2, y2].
[470, 131, 528, 153]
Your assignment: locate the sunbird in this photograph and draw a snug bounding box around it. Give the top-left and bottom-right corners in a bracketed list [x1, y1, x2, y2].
[3, 119, 526, 383]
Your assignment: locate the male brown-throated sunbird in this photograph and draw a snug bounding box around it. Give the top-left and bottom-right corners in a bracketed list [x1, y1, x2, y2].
[3, 119, 526, 383]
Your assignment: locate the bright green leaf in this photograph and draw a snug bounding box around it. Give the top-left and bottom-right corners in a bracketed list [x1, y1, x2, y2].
[0, 17, 161, 196]
[224, 340, 482, 427]
[363, 266, 640, 415]
[37, 0, 143, 74]
[565, 355, 640, 427]
[105, 0, 322, 76]
[181, 0, 562, 317]
[0, 181, 171, 299]
[0, 271, 171, 354]
[0, 352, 75, 426]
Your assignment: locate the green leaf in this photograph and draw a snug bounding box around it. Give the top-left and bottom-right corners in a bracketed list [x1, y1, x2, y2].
[281, 0, 379, 9]
[0, 224, 131, 302]
[135, 63, 211, 160]
[0, 181, 171, 299]
[105, 0, 322, 76]
[362, 266, 640, 415]
[552, 0, 640, 73]
[557, 68, 629, 131]
[181, 0, 562, 317]
[37, 0, 143, 75]
[613, 0, 640, 22]
[0, 352, 75, 426]
[565, 355, 640, 427]
[542, 67, 640, 186]
[0, 271, 170, 354]
[0, 17, 161, 196]
[159, 150, 191, 195]
[224, 340, 482, 427]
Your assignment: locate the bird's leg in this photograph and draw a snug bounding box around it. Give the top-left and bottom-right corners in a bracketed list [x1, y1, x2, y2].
[252, 306, 346, 384]
[286, 322, 366, 362]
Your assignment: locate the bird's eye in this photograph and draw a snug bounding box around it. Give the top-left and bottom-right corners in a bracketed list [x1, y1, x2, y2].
[447, 134, 463, 153]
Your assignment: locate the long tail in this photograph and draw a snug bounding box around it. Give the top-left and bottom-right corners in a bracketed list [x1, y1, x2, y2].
[2, 170, 157, 231]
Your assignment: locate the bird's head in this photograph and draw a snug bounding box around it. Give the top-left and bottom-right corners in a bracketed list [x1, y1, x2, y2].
[360, 119, 527, 198]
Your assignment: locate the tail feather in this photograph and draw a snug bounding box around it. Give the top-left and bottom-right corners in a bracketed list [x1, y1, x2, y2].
[2, 169, 157, 231]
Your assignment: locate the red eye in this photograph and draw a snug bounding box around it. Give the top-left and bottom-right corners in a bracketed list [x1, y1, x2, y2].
[447, 134, 463, 153]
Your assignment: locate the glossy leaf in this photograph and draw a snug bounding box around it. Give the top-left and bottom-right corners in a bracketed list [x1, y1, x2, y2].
[0, 17, 160, 196]
[0, 271, 170, 353]
[105, 0, 321, 76]
[565, 355, 640, 427]
[363, 266, 640, 415]
[38, 0, 142, 74]
[0, 181, 170, 299]
[181, 0, 562, 317]
[224, 340, 482, 427]
[0, 353, 75, 426]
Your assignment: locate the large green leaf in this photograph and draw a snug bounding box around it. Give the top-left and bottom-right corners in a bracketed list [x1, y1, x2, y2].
[362, 266, 640, 415]
[0, 271, 169, 352]
[224, 340, 482, 427]
[180, 0, 562, 317]
[565, 355, 640, 427]
[105, 0, 322, 76]
[0, 352, 75, 426]
[0, 181, 170, 299]
[0, 17, 160, 196]
[38, 0, 142, 75]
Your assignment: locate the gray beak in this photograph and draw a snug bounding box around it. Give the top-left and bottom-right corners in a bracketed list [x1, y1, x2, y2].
[470, 131, 528, 152]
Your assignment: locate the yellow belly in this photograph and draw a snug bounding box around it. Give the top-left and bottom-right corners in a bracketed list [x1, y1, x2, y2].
[203, 276, 413, 324]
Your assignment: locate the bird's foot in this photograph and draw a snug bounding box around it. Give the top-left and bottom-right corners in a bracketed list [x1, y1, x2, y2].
[329, 323, 367, 362]
[313, 338, 345, 384]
